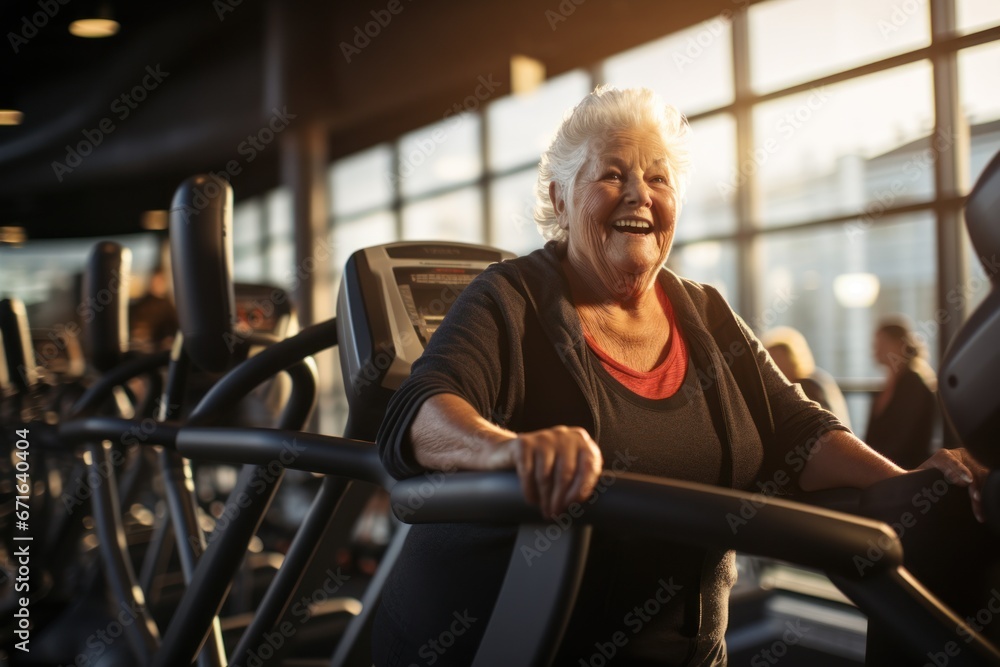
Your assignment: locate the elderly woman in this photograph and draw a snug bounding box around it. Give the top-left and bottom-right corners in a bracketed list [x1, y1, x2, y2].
[373, 86, 983, 666]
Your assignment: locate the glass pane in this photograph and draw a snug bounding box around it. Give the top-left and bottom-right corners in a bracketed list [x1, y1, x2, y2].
[402, 187, 484, 243]
[604, 15, 733, 115]
[750, 0, 931, 93]
[266, 240, 294, 288]
[330, 144, 394, 217]
[959, 41, 1000, 188]
[755, 213, 937, 385]
[266, 188, 293, 239]
[678, 113, 737, 241]
[399, 114, 481, 197]
[755, 62, 934, 227]
[957, 0, 1000, 34]
[265, 188, 293, 287]
[667, 240, 738, 304]
[487, 70, 590, 173]
[233, 197, 264, 248]
[233, 198, 265, 283]
[233, 252, 265, 284]
[489, 168, 543, 256]
[0, 234, 157, 326]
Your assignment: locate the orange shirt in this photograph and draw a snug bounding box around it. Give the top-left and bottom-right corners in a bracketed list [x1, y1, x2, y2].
[583, 282, 688, 400]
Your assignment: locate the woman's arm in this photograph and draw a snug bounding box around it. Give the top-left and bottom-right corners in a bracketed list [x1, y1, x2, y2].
[798, 429, 905, 491]
[410, 393, 604, 518]
[377, 268, 514, 479]
[799, 429, 986, 522]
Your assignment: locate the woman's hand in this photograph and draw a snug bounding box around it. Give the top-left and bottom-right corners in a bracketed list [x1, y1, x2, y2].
[918, 448, 989, 523]
[409, 395, 603, 519]
[496, 426, 604, 519]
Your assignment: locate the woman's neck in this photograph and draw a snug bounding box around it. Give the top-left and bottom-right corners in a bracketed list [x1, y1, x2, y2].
[560, 254, 659, 314]
[561, 255, 672, 371]
[561, 255, 666, 342]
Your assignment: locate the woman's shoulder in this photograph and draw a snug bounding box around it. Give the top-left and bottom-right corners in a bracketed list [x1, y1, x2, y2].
[658, 268, 731, 324]
[484, 243, 566, 296]
[497, 242, 560, 271]
[466, 246, 546, 287]
[901, 360, 938, 393]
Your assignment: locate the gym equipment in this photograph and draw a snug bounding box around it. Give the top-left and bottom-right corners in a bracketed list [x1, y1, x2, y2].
[25, 149, 1000, 665]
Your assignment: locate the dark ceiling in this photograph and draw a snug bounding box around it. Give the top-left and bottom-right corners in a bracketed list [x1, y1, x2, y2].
[0, 0, 737, 240]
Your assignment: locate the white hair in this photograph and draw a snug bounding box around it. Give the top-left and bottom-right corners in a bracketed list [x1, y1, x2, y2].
[533, 85, 692, 243]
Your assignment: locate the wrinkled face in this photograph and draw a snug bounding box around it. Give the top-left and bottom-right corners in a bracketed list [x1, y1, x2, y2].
[553, 126, 678, 299]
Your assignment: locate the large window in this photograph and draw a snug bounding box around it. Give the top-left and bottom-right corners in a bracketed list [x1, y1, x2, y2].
[330, 143, 395, 218]
[402, 187, 484, 243]
[681, 114, 738, 241]
[756, 213, 937, 375]
[604, 16, 734, 115]
[225, 0, 999, 438]
[753, 62, 935, 227]
[957, 0, 1000, 35]
[959, 40, 1000, 186]
[667, 241, 739, 301]
[0, 233, 159, 330]
[748, 0, 930, 93]
[398, 114, 481, 198]
[489, 168, 545, 256]
[487, 70, 590, 173]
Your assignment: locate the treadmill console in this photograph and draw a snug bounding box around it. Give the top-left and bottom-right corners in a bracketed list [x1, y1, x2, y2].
[336, 242, 516, 440]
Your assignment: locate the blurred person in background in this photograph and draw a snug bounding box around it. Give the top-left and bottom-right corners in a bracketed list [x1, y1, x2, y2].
[763, 326, 852, 430]
[866, 316, 938, 469]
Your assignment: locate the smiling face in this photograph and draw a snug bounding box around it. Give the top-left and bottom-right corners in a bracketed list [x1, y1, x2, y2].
[552, 125, 678, 302]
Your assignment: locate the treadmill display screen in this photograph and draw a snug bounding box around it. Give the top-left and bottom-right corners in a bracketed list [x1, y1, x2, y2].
[393, 267, 479, 346]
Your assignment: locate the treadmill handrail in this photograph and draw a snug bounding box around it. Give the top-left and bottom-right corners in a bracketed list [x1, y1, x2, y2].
[57, 414, 902, 579]
[391, 471, 902, 579]
[174, 427, 388, 488]
[832, 568, 1000, 665]
[392, 471, 1000, 665]
[81, 421, 901, 579]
